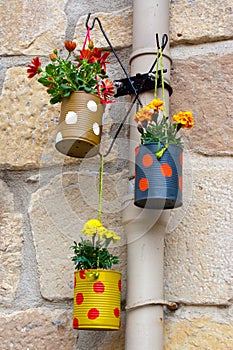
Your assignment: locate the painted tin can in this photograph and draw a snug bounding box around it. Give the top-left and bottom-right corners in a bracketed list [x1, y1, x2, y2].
[134, 143, 183, 209]
[55, 92, 104, 158]
[73, 269, 121, 330]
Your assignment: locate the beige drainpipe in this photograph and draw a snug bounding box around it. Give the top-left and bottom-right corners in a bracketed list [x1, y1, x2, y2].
[123, 1, 171, 349]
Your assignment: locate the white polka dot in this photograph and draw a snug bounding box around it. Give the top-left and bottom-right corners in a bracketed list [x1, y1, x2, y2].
[65, 111, 78, 124]
[93, 122, 100, 135]
[56, 132, 63, 143]
[87, 100, 98, 112]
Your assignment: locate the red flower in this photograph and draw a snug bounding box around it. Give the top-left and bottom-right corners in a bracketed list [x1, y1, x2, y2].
[64, 40, 77, 52]
[79, 48, 92, 62]
[90, 48, 110, 71]
[27, 57, 42, 78]
[99, 79, 115, 103]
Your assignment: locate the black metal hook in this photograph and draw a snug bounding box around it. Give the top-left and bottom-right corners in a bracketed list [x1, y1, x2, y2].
[156, 33, 168, 51]
[86, 12, 95, 30]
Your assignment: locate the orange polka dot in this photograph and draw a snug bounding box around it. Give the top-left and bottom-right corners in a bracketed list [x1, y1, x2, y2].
[114, 308, 120, 318]
[180, 153, 183, 166]
[79, 270, 86, 279]
[118, 279, 121, 292]
[76, 292, 84, 305]
[135, 146, 140, 157]
[142, 154, 153, 167]
[160, 163, 172, 177]
[93, 281, 105, 293]
[139, 178, 149, 191]
[179, 176, 182, 191]
[73, 317, 79, 328]
[88, 308, 99, 320]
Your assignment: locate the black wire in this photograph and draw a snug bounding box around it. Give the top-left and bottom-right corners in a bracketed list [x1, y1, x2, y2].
[85, 14, 168, 158]
[86, 13, 142, 107]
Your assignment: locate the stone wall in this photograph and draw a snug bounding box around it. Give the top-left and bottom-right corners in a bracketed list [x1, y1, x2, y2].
[0, 0, 232, 349]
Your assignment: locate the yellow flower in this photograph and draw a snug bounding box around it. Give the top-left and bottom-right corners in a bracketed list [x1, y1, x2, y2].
[112, 232, 121, 243]
[133, 106, 153, 123]
[82, 219, 104, 238]
[97, 226, 108, 238]
[82, 219, 120, 242]
[147, 98, 164, 112]
[173, 111, 194, 129]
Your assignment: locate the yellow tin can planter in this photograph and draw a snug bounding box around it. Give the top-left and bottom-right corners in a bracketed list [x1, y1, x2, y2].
[73, 269, 121, 330]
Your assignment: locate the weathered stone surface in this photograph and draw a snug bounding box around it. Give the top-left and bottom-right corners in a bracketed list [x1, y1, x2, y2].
[0, 67, 128, 169]
[74, 1, 233, 50]
[164, 306, 233, 350]
[170, 46, 233, 155]
[0, 0, 67, 56]
[0, 67, 65, 169]
[0, 180, 24, 306]
[165, 155, 233, 304]
[170, 0, 233, 45]
[76, 311, 125, 349]
[74, 8, 133, 50]
[0, 308, 76, 350]
[28, 171, 127, 301]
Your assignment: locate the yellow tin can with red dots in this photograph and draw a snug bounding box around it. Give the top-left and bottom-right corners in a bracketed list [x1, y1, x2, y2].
[73, 269, 121, 330]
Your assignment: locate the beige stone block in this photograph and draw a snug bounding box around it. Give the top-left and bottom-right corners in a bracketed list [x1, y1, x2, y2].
[0, 308, 76, 350]
[0, 180, 23, 306]
[0, 67, 126, 169]
[164, 307, 233, 350]
[0, 67, 67, 169]
[170, 0, 233, 45]
[28, 170, 127, 301]
[74, 2, 233, 50]
[74, 8, 133, 50]
[76, 311, 125, 349]
[165, 155, 233, 305]
[170, 50, 233, 155]
[0, 0, 67, 55]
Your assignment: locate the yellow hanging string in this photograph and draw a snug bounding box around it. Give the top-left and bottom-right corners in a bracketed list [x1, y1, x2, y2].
[159, 47, 167, 121]
[98, 154, 104, 222]
[154, 48, 160, 100]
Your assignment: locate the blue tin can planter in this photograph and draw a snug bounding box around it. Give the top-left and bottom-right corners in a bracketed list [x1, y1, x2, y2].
[134, 143, 183, 209]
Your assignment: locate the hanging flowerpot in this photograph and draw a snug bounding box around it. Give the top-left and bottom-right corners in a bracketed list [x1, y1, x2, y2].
[55, 92, 104, 158]
[73, 269, 121, 330]
[134, 142, 182, 209]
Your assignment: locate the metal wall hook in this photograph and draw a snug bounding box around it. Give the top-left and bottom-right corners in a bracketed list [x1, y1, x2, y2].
[156, 33, 168, 50]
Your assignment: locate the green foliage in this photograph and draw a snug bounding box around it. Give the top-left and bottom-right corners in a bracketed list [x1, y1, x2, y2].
[140, 113, 182, 147]
[70, 238, 119, 270]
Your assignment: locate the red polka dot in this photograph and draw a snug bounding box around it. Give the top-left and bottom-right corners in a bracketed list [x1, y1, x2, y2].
[74, 276, 76, 289]
[118, 279, 121, 292]
[79, 270, 86, 279]
[93, 281, 105, 293]
[160, 163, 172, 177]
[114, 307, 120, 318]
[180, 153, 183, 166]
[88, 308, 99, 320]
[135, 146, 140, 157]
[142, 154, 153, 167]
[73, 317, 79, 328]
[76, 292, 84, 305]
[139, 178, 149, 191]
[179, 176, 182, 191]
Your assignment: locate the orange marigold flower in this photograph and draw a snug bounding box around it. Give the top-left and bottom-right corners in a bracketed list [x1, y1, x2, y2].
[49, 53, 57, 61]
[134, 106, 153, 123]
[64, 40, 77, 52]
[173, 111, 194, 129]
[27, 57, 42, 78]
[147, 98, 164, 112]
